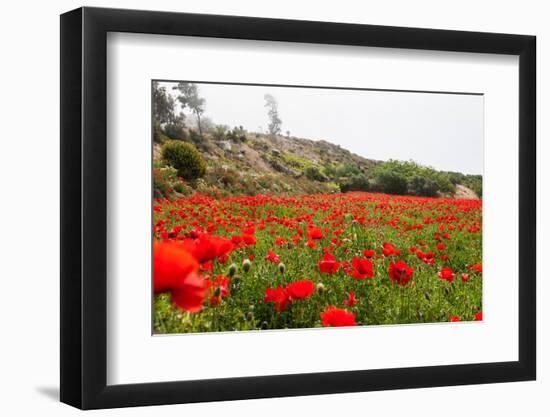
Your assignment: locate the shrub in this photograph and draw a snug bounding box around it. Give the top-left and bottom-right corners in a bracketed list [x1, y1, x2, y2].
[189, 129, 203, 144]
[325, 182, 341, 194]
[161, 140, 206, 180]
[226, 126, 247, 143]
[463, 175, 482, 197]
[370, 160, 458, 196]
[153, 167, 177, 197]
[211, 125, 229, 141]
[373, 171, 408, 195]
[407, 176, 439, 197]
[172, 182, 185, 194]
[214, 167, 239, 187]
[340, 174, 370, 193]
[163, 123, 187, 140]
[304, 166, 326, 182]
[153, 128, 171, 144]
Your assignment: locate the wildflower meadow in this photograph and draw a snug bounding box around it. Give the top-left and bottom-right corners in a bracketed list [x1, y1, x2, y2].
[153, 192, 482, 333]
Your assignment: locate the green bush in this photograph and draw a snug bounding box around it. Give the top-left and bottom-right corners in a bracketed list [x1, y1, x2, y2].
[340, 174, 370, 192]
[161, 140, 206, 180]
[304, 166, 326, 182]
[163, 123, 186, 140]
[407, 176, 439, 197]
[373, 171, 408, 195]
[211, 125, 228, 141]
[153, 167, 177, 197]
[369, 160, 458, 196]
[153, 128, 171, 144]
[189, 129, 203, 144]
[226, 126, 247, 143]
[463, 175, 482, 197]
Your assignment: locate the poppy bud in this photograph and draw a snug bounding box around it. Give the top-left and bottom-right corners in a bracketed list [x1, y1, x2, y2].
[213, 287, 221, 297]
[242, 259, 252, 272]
[228, 263, 237, 277]
[247, 311, 254, 321]
[316, 282, 326, 293]
[278, 262, 286, 274]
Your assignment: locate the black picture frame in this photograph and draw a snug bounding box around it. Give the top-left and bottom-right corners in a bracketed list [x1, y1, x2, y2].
[60, 6, 536, 410]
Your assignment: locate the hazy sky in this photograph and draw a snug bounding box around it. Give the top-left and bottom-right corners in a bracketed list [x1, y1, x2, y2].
[159, 81, 483, 175]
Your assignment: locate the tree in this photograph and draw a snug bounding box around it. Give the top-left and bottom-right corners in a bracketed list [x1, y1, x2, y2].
[264, 94, 282, 135]
[174, 83, 206, 135]
[340, 174, 370, 193]
[373, 171, 408, 195]
[153, 81, 180, 126]
[407, 176, 439, 197]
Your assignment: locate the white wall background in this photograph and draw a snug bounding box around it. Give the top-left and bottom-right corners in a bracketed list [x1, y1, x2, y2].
[0, 0, 546, 415]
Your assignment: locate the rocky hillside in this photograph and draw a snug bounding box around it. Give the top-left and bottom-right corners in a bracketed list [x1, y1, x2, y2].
[154, 129, 480, 199]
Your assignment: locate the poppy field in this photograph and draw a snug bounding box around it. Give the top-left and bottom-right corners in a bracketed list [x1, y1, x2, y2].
[153, 191, 482, 333]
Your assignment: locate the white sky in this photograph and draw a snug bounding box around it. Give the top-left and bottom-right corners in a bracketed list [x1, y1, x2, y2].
[159, 82, 483, 175]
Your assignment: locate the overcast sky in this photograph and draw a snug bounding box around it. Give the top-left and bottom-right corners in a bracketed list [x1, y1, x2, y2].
[159, 81, 483, 175]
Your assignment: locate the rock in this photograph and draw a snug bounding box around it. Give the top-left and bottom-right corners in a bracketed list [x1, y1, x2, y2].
[218, 141, 232, 151]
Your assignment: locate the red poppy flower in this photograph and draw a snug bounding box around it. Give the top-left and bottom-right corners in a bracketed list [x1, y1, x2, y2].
[207, 275, 230, 306]
[461, 273, 470, 282]
[265, 249, 281, 263]
[438, 267, 455, 283]
[243, 234, 257, 246]
[242, 226, 256, 235]
[264, 286, 289, 311]
[320, 306, 357, 327]
[416, 250, 435, 265]
[153, 241, 204, 312]
[307, 227, 324, 240]
[474, 311, 483, 321]
[363, 249, 376, 258]
[469, 263, 483, 273]
[305, 240, 317, 249]
[275, 237, 287, 246]
[183, 235, 235, 263]
[388, 260, 414, 286]
[153, 240, 199, 293]
[200, 261, 213, 273]
[382, 242, 401, 256]
[449, 315, 461, 322]
[436, 242, 446, 251]
[351, 257, 374, 279]
[169, 271, 206, 312]
[343, 292, 357, 307]
[286, 280, 315, 300]
[318, 252, 341, 274]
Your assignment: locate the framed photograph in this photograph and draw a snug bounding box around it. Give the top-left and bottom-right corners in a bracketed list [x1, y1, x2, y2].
[60, 6, 536, 409]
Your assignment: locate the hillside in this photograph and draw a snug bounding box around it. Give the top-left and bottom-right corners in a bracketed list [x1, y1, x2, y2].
[153, 129, 481, 199]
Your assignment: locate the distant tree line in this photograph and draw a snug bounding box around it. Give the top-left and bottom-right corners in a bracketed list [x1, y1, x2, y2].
[312, 160, 482, 198]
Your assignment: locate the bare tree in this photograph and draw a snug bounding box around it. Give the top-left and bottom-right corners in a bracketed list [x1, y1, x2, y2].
[264, 94, 282, 136]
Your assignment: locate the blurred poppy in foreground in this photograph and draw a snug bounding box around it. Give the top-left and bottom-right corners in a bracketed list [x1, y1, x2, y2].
[153, 240, 205, 312]
[320, 306, 357, 327]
